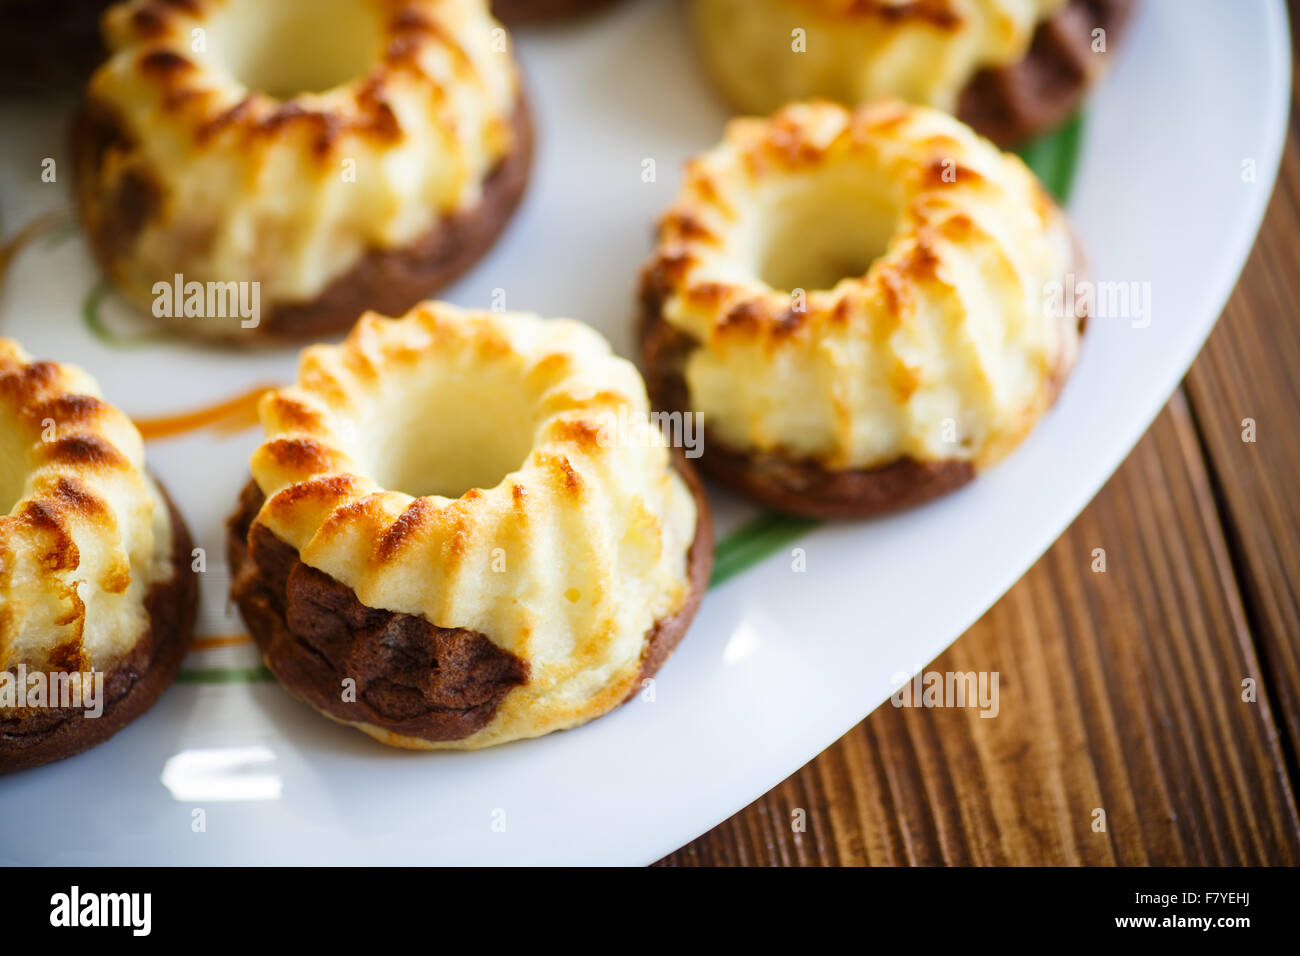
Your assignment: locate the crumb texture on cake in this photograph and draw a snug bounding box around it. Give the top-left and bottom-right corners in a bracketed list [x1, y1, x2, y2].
[642, 99, 1082, 472]
[0, 339, 174, 676]
[76, 0, 521, 333]
[243, 302, 699, 747]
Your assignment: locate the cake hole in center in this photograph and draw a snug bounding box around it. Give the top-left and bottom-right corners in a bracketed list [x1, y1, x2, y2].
[215, 0, 383, 98]
[370, 379, 538, 500]
[757, 177, 898, 292]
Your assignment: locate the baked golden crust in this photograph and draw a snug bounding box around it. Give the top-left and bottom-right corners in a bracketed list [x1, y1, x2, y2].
[690, 0, 1132, 145]
[0, 340, 196, 771]
[0, 339, 180, 671]
[74, 0, 527, 342]
[232, 302, 709, 749]
[640, 100, 1085, 517]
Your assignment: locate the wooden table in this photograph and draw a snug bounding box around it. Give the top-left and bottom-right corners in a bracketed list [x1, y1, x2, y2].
[659, 18, 1300, 867]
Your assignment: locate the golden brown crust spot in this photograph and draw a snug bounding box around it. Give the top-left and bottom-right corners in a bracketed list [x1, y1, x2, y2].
[320, 493, 387, 537]
[263, 394, 326, 433]
[30, 393, 111, 429]
[660, 212, 721, 246]
[39, 436, 127, 471]
[262, 436, 340, 474]
[48, 476, 111, 520]
[375, 496, 436, 563]
[921, 156, 987, 189]
[539, 453, 585, 497]
[0, 359, 60, 397]
[550, 417, 603, 450]
[137, 49, 194, 78]
[47, 639, 85, 674]
[833, 0, 964, 28]
[20, 500, 81, 573]
[264, 473, 359, 516]
[689, 168, 737, 221]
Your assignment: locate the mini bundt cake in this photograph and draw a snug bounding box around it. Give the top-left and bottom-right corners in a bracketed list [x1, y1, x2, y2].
[492, 0, 618, 22]
[690, 0, 1134, 146]
[640, 100, 1086, 519]
[0, 340, 196, 773]
[228, 302, 712, 750]
[73, 0, 532, 344]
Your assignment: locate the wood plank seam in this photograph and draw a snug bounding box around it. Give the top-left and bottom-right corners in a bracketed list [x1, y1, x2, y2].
[1183, 379, 1300, 819]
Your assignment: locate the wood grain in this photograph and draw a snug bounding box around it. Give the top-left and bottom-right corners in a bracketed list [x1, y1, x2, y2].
[661, 393, 1300, 865]
[1184, 126, 1300, 781]
[660, 17, 1300, 864]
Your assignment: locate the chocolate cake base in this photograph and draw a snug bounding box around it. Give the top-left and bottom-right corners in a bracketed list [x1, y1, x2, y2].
[0, 482, 198, 774]
[689, 439, 976, 521]
[492, 0, 619, 23]
[958, 0, 1135, 147]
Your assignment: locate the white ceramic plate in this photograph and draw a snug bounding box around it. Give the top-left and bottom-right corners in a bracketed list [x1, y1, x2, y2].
[0, 0, 1289, 865]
